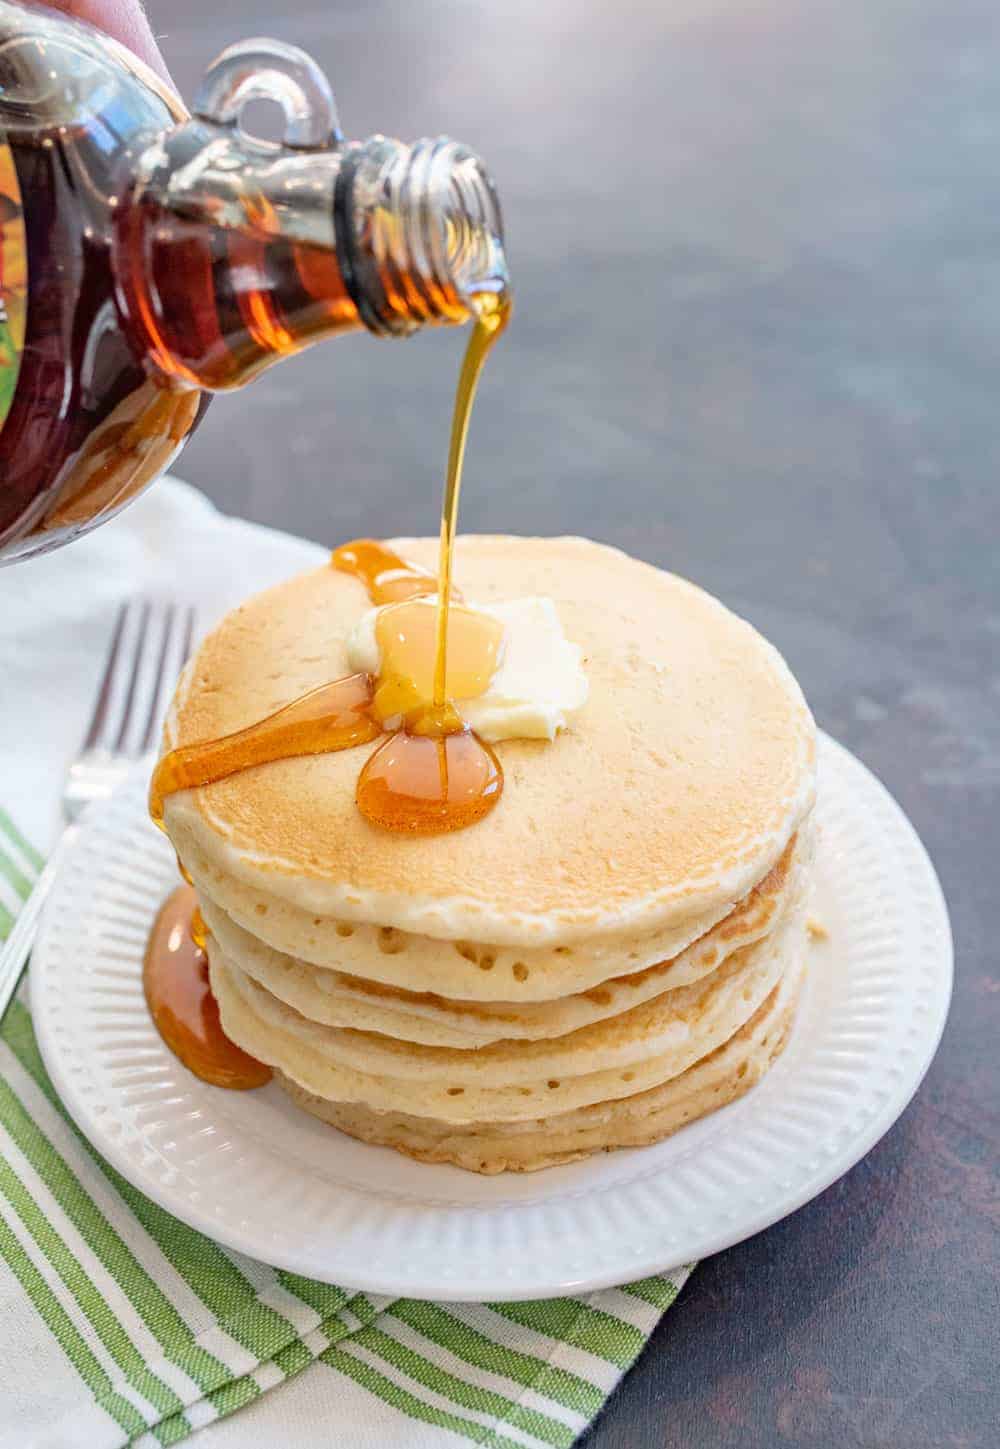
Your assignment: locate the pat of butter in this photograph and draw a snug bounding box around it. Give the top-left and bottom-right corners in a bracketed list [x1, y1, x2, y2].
[346, 596, 588, 742]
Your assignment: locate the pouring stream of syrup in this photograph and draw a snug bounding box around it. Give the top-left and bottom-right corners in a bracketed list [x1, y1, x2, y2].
[433, 291, 508, 713]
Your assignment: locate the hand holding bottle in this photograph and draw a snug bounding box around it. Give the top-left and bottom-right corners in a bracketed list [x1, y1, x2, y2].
[45, 0, 171, 81]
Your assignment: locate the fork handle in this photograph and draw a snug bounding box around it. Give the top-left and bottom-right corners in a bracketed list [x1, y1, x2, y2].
[0, 828, 77, 1023]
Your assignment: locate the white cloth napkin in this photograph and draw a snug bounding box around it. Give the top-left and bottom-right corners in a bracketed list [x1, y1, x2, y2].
[0, 480, 327, 849]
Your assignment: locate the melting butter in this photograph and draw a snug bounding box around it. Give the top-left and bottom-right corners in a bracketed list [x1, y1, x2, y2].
[347, 596, 589, 742]
[371, 600, 505, 724]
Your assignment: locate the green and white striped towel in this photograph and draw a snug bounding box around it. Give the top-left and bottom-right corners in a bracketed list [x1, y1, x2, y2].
[0, 481, 692, 1449]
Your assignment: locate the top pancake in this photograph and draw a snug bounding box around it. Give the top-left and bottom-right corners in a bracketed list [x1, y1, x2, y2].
[162, 536, 816, 946]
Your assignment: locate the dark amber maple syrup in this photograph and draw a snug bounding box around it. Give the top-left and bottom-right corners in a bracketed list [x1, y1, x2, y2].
[149, 673, 380, 824]
[143, 886, 271, 1089]
[0, 41, 209, 557]
[331, 539, 444, 606]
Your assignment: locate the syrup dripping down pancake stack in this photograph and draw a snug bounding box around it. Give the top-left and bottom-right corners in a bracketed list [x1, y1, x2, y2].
[158, 536, 817, 1173]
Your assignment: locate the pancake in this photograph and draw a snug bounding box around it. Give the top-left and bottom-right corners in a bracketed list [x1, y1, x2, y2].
[156, 534, 818, 1172]
[207, 906, 806, 1123]
[162, 536, 816, 948]
[173, 813, 749, 1003]
[196, 824, 812, 1047]
[275, 955, 805, 1173]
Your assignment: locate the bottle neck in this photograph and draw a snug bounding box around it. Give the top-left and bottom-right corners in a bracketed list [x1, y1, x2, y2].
[336, 137, 508, 338]
[112, 123, 508, 391]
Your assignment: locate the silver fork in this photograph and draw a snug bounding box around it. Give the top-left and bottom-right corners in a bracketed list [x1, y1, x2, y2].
[0, 599, 196, 1022]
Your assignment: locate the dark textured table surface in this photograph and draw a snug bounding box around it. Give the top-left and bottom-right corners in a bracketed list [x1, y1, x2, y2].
[152, 1, 997, 1444]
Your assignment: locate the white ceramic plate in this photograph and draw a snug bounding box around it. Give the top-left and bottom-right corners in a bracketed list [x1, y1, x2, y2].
[31, 733, 951, 1301]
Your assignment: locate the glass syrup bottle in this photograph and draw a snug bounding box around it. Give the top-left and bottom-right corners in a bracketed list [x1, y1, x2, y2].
[0, 2, 507, 562]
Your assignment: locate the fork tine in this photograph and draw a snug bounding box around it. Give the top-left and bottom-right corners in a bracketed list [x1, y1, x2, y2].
[81, 602, 128, 750]
[112, 599, 152, 754]
[139, 603, 176, 755]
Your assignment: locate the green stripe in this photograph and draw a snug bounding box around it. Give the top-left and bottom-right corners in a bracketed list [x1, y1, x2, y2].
[0, 1202, 145, 1442]
[0, 806, 43, 873]
[0, 1063, 222, 1417]
[390, 1300, 602, 1417]
[0, 1155, 152, 1438]
[4, 999, 301, 1370]
[0, 897, 13, 940]
[152, 1410, 193, 1446]
[150, 1371, 261, 1449]
[328, 1297, 383, 1346]
[342, 1291, 388, 1332]
[358, 1322, 574, 1448]
[272, 1336, 314, 1377]
[489, 1299, 644, 1370]
[204, 1373, 261, 1419]
[622, 1275, 683, 1311]
[276, 1272, 350, 1320]
[322, 1344, 528, 1449]
[0, 838, 33, 900]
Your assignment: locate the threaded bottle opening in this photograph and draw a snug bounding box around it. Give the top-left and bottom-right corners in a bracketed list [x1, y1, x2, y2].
[338, 136, 508, 337]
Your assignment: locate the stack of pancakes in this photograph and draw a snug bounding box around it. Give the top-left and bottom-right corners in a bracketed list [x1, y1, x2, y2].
[161, 537, 816, 1173]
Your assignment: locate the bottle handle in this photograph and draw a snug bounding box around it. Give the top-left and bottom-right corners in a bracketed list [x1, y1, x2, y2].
[193, 38, 343, 150]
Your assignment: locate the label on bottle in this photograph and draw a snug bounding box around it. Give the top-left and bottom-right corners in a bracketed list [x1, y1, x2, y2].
[0, 141, 26, 437]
